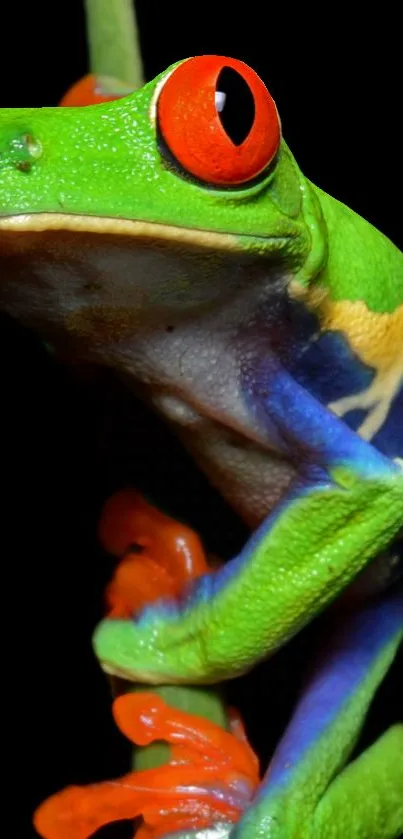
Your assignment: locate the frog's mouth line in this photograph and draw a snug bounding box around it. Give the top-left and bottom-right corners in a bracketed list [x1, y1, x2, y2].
[0, 213, 240, 243]
[0, 211, 292, 251]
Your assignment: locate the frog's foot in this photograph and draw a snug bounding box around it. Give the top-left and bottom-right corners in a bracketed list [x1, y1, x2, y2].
[98, 488, 209, 619]
[229, 587, 403, 839]
[34, 692, 259, 839]
[59, 74, 135, 106]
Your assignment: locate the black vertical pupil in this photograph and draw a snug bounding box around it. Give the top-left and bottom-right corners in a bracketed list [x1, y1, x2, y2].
[216, 67, 255, 146]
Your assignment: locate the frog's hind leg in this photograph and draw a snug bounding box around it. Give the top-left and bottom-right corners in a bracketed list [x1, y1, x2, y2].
[231, 587, 402, 839]
[313, 723, 403, 839]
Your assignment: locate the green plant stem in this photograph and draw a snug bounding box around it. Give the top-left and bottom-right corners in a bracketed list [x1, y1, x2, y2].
[84, 0, 144, 89]
[131, 684, 230, 770]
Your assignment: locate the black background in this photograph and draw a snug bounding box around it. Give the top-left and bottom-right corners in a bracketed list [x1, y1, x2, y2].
[1, 3, 401, 837]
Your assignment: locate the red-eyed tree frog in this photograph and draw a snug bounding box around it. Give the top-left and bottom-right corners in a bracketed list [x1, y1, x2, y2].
[0, 55, 402, 838]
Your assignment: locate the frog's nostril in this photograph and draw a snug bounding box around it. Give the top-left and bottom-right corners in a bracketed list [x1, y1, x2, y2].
[2, 130, 42, 173]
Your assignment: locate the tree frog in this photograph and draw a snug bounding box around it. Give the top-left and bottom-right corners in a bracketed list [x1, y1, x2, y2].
[0, 55, 402, 838]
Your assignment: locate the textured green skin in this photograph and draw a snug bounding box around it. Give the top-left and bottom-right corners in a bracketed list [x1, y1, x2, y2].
[0, 60, 402, 839]
[313, 725, 403, 839]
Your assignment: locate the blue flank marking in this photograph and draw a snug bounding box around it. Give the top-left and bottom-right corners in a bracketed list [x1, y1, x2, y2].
[258, 589, 403, 794]
[373, 381, 403, 459]
[268, 297, 401, 460]
[344, 390, 403, 460]
[343, 408, 368, 430]
[241, 352, 396, 480]
[280, 300, 375, 408]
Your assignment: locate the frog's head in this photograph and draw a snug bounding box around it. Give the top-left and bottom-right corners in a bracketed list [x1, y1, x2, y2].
[0, 57, 327, 525]
[0, 56, 324, 347]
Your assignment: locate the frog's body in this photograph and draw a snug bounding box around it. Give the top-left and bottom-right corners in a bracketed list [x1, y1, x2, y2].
[0, 56, 402, 838]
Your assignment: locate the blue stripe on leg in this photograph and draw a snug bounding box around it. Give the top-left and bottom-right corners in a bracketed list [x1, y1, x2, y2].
[260, 589, 403, 795]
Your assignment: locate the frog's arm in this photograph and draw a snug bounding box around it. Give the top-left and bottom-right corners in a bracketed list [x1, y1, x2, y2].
[93, 357, 403, 684]
[232, 587, 403, 839]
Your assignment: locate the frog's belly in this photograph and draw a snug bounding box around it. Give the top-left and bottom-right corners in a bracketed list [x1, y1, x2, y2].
[185, 432, 295, 527]
[149, 392, 296, 527]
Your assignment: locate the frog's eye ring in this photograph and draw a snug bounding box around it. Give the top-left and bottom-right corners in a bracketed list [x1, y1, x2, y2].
[157, 55, 281, 187]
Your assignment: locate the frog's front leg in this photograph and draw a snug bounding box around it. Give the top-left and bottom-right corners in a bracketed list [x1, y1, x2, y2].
[93, 359, 403, 684]
[231, 586, 403, 839]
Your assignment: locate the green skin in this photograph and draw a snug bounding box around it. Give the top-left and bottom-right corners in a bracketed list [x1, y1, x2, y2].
[0, 59, 402, 838]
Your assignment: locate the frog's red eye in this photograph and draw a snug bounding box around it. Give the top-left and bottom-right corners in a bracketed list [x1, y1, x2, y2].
[157, 55, 281, 187]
